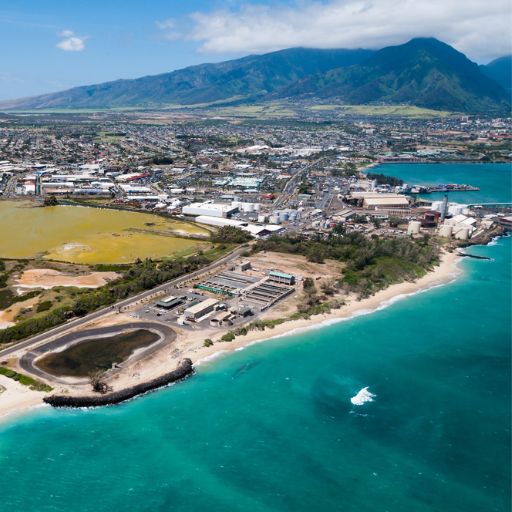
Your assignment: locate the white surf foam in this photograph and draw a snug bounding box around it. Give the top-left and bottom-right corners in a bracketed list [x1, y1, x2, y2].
[194, 270, 461, 370]
[350, 386, 376, 406]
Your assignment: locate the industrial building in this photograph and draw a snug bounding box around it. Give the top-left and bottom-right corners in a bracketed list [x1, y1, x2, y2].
[362, 195, 410, 209]
[244, 281, 294, 309]
[194, 215, 284, 238]
[347, 192, 410, 209]
[155, 295, 183, 310]
[184, 298, 219, 321]
[183, 202, 238, 218]
[268, 271, 296, 285]
[196, 271, 259, 297]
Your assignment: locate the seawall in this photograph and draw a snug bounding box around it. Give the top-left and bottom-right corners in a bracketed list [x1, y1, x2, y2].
[43, 359, 194, 408]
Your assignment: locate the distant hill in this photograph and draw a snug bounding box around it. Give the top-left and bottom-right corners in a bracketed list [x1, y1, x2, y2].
[481, 55, 512, 91]
[0, 48, 373, 109]
[275, 38, 510, 113]
[1, 38, 509, 114]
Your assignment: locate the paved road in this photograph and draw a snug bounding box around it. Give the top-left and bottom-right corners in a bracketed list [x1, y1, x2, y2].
[274, 158, 326, 209]
[19, 321, 175, 384]
[0, 246, 244, 360]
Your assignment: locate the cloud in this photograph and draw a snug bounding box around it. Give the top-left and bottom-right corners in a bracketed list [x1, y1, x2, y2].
[188, 0, 512, 62]
[156, 18, 181, 41]
[56, 29, 87, 52]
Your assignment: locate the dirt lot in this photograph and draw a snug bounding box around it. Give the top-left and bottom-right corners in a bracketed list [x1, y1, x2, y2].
[248, 251, 344, 320]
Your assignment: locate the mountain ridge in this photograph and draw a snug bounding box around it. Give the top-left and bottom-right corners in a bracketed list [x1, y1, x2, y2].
[481, 55, 512, 91]
[275, 38, 510, 113]
[1, 38, 510, 114]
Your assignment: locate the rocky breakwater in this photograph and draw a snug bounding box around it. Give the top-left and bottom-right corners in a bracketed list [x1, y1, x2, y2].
[44, 359, 194, 408]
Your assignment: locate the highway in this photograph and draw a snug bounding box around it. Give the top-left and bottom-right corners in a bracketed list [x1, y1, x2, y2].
[274, 157, 327, 209]
[0, 246, 245, 360]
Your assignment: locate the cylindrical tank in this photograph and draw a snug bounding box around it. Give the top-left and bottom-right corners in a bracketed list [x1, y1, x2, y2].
[269, 215, 280, 224]
[448, 205, 464, 216]
[455, 227, 470, 240]
[253, 203, 260, 212]
[431, 201, 443, 213]
[407, 221, 421, 235]
[257, 214, 267, 223]
[278, 211, 289, 222]
[439, 224, 453, 238]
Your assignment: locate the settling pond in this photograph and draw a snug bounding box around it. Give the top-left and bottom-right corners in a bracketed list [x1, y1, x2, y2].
[0, 201, 209, 264]
[36, 329, 160, 377]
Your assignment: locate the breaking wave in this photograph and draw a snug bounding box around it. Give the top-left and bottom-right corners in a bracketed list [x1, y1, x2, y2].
[350, 386, 376, 406]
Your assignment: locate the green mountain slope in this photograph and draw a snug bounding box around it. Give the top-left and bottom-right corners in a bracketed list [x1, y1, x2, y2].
[0, 48, 374, 109]
[481, 56, 512, 91]
[276, 38, 510, 113]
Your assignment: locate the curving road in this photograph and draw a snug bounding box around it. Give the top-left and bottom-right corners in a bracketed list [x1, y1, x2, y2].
[0, 246, 245, 360]
[19, 321, 176, 384]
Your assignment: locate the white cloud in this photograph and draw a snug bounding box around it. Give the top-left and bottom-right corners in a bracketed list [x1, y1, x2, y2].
[188, 0, 512, 62]
[156, 18, 176, 30]
[56, 29, 87, 52]
[156, 18, 181, 41]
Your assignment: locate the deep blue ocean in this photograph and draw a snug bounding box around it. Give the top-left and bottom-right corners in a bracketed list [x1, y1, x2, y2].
[0, 163, 510, 512]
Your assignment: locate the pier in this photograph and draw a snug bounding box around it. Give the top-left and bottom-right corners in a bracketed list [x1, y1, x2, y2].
[405, 184, 480, 194]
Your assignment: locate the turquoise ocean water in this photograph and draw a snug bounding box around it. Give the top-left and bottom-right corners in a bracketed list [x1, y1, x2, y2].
[0, 164, 510, 512]
[374, 162, 511, 203]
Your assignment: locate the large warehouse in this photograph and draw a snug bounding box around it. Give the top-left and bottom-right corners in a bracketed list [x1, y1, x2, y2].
[182, 202, 238, 218]
[362, 194, 410, 209]
[184, 298, 219, 321]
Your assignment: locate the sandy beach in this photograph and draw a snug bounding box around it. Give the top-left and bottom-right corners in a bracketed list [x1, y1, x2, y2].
[190, 250, 461, 367]
[0, 375, 49, 423]
[0, 250, 461, 423]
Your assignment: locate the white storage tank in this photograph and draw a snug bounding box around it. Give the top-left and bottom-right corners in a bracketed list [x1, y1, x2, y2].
[455, 227, 470, 240]
[431, 201, 443, 212]
[269, 214, 280, 224]
[448, 204, 465, 216]
[407, 221, 421, 235]
[253, 203, 261, 212]
[257, 214, 268, 223]
[439, 224, 453, 238]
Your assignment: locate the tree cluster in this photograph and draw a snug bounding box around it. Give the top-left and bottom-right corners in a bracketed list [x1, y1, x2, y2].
[252, 232, 440, 298]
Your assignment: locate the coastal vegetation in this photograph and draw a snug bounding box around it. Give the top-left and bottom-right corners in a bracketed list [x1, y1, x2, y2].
[366, 172, 404, 187]
[0, 366, 53, 392]
[252, 232, 440, 298]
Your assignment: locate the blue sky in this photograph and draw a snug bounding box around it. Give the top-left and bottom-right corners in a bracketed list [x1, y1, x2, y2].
[1, 0, 510, 100]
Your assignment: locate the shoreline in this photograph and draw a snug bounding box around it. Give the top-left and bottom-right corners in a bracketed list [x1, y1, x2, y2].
[0, 249, 462, 423]
[193, 250, 462, 367]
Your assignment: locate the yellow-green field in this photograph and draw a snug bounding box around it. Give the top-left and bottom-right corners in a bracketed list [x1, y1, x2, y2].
[337, 104, 454, 118]
[0, 201, 210, 264]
